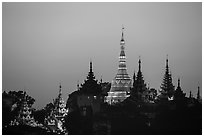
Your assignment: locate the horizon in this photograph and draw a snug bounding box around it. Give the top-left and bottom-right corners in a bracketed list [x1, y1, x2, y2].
[2, 2, 202, 109]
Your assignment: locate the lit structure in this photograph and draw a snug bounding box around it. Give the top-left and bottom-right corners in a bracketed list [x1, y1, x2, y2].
[53, 84, 68, 121]
[45, 84, 68, 134]
[18, 96, 33, 122]
[10, 93, 38, 127]
[106, 27, 131, 104]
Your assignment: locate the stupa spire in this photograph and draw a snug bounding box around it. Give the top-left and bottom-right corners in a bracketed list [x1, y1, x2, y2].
[106, 26, 131, 105]
[121, 25, 125, 43]
[120, 26, 125, 57]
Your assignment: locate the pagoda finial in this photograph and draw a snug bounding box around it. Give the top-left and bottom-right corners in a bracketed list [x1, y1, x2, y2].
[87, 61, 95, 81]
[90, 60, 92, 73]
[122, 24, 124, 36]
[120, 25, 125, 43]
[139, 56, 141, 72]
[166, 54, 169, 68]
[178, 77, 180, 88]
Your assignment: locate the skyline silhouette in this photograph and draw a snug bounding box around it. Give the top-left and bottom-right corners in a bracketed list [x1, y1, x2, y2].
[2, 2, 202, 109]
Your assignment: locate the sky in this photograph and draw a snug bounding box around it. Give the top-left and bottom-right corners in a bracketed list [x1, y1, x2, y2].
[2, 2, 202, 109]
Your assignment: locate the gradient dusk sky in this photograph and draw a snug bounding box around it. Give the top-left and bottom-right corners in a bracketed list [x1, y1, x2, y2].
[3, 2, 202, 109]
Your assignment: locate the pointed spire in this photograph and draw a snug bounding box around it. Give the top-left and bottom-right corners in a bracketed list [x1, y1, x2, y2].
[121, 31, 124, 41]
[160, 55, 174, 98]
[87, 61, 95, 81]
[121, 25, 125, 42]
[90, 60, 92, 73]
[139, 56, 141, 72]
[178, 77, 180, 88]
[133, 56, 147, 94]
[166, 54, 169, 69]
[119, 26, 126, 57]
[120, 25, 125, 48]
[107, 24, 131, 105]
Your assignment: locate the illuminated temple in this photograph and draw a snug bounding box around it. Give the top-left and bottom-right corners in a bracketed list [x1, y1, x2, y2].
[106, 27, 131, 104]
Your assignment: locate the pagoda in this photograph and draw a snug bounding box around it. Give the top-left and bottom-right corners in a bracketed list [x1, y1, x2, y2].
[160, 56, 175, 99]
[79, 61, 103, 96]
[174, 78, 186, 100]
[45, 84, 68, 134]
[106, 27, 131, 104]
[10, 93, 37, 127]
[53, 84, 68, 121]
[131, 57, 148, 102]
[77, 61, 104, 115]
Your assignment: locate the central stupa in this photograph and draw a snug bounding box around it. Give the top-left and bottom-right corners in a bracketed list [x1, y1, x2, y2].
[106, 27, 131, 105]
